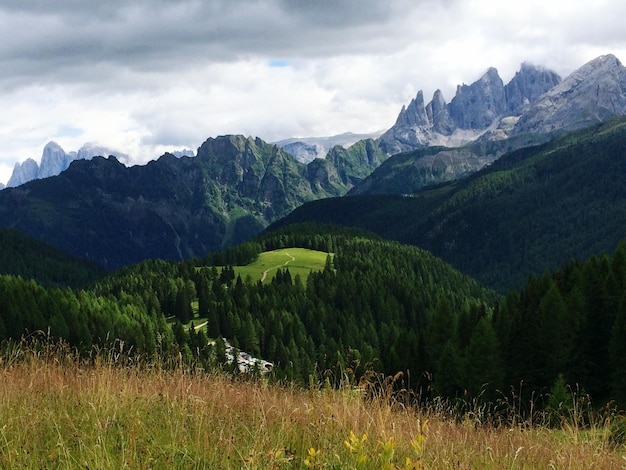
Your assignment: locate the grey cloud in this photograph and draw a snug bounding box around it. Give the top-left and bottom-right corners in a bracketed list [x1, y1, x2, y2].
[0, 0, 438, 89]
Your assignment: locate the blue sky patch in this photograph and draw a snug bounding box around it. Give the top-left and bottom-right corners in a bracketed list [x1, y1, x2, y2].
[268, 59, 289, 68]
[57, 125, 85, 138]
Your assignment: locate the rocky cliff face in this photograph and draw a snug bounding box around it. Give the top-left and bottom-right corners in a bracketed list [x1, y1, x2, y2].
[448, 67, 507, 130]
[513, 54, 626, 135]
[380, 63, 562, 154]
[7, 158, 39, 188]
[374, 55, 626, 192]
[505, 63, 562, 115]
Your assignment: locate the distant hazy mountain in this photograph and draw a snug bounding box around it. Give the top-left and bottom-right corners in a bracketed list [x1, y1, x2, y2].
[5, 142, 198, 189]
[169, 149, 196, 158]
[275, 131, 384, 163]
[6, 142, 129, 188]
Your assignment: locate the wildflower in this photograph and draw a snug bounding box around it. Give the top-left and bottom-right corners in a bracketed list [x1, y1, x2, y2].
[303, 446, 321, 468]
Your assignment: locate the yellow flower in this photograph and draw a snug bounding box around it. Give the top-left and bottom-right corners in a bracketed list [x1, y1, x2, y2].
[303, 446, 321, 468]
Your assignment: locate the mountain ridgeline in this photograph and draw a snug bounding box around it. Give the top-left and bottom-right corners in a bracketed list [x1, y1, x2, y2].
[379, 54, 626, 154]
[368, 55, 626, 193]
[379, 63, 561, 154]
[6, 141, 130, 188]
[0, 135, 384, 269]
[1, 55, 626, 283]
[271, 117, 626, 292]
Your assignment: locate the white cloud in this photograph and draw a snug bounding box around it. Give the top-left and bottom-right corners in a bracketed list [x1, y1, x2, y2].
[1, 0, 626, 184]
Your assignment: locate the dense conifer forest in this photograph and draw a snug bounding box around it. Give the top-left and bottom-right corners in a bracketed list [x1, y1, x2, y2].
[2, 224, 626, 414]
[0, 228, 105, 288]
[271, 118, 626, 293]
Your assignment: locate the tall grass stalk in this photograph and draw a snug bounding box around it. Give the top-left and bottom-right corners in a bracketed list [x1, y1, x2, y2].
[0, 338, 624, 468]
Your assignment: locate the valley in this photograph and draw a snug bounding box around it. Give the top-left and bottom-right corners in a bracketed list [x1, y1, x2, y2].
[3, 52, 626, 467]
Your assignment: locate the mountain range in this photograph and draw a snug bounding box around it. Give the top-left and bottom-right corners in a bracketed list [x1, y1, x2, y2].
[281, 54, 626, 190]
[363, 54, 626, 192]
[4, 141, 197, 188]
[274, 131, 385, 163]
[6, 142, 129, 188]
[379, 63, 560, 153]
[4, 54, 624, 193]
[271, 116, 626, 292]
[2, 53, 626, 286]
[0, 135, 384, 269]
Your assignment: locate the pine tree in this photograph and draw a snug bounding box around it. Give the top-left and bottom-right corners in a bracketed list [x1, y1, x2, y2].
[609, 293, 626, 408]
[425, 297, 457, 370]
[463, 316, 503, 400]
[433, 340, 462, 398]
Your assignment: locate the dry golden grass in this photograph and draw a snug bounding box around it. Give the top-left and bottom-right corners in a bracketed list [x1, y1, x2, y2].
[0, 342, 624, 469]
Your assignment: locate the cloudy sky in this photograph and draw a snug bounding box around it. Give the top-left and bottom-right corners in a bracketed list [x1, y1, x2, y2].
[1, 0, 626, 185]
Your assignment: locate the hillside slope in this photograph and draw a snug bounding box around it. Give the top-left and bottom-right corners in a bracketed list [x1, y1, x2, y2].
[270, 117, 626, 292]
[0, 135, 386, 270]
[0, 228, 105, 288]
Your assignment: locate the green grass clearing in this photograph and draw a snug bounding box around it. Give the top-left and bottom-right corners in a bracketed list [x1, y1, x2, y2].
[185, 317, 208, 332]
[229, 248, 331, 284]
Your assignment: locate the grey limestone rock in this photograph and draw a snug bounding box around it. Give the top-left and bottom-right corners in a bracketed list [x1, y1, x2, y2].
[38, 141, 74, 179]
[6, 141, 129, 188]
[7, 158, 39, 187]
[514, 54, 626, 135]
[505, 63, 561, 115]
[448, 67, 506, 130]
[428, 89, 455, 135]
[380, 62, 563, 155]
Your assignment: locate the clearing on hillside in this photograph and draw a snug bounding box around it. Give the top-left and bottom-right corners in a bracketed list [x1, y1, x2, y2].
[230, 248, 330, 284]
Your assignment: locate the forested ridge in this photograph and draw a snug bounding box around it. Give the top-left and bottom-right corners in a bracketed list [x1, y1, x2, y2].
[271, 117, 626, 293]
[0, 228, 105, 288]
[2, 224, 626, 412]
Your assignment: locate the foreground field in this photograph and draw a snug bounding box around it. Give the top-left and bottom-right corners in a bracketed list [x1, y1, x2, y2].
[0, 344, 624, 469]
[230, 248, 330, 284]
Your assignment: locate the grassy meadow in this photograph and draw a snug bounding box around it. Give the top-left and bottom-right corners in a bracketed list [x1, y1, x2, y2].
[230, 248, 330, 284]
[1, 341, 625, 469]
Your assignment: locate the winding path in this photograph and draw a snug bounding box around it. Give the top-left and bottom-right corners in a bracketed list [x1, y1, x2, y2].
[260, 252, 295, 283]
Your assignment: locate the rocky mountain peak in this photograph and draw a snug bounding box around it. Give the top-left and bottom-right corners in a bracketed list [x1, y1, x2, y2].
[6, 158, 39, 188]
[505, 63, 562, 115]
[6, 141, 128, 188]
[513, 54, 626, 135]
[380, 56, 626, 154]
[448, 67, 506, 130]
[39, 141, 71, 179]
[482, 67, 501, 83]
[427, 89, 455, 135]
[42, 141, 64, 155]
[395, 90, 430, 127]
